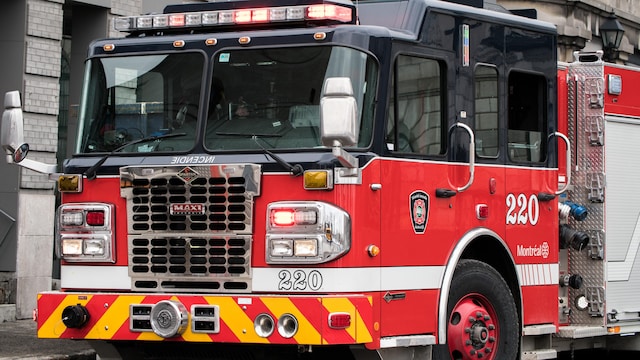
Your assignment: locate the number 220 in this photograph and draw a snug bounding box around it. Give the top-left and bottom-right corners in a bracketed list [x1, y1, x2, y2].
[506, 193, 539, 225]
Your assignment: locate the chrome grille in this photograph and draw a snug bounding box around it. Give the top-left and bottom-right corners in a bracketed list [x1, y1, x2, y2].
[120, 163, 261, 292]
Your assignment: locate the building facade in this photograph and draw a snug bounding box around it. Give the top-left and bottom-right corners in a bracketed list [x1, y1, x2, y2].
[0, 0, 638, 321]
[0, 0, 171, 321]
[499, 0, 640, 64]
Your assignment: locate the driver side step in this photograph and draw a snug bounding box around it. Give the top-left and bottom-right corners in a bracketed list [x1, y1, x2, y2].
[521, 349, 557, 360]
[521, 324, 557, 359]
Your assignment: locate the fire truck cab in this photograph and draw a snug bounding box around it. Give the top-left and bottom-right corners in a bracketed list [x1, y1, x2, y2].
[4, 0, 640, 359]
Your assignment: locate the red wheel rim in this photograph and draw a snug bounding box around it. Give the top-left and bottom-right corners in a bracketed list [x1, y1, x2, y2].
[446, 293, 499, 360]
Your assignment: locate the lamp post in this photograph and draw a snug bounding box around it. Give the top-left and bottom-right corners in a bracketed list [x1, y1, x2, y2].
[600, 13, 624, 62]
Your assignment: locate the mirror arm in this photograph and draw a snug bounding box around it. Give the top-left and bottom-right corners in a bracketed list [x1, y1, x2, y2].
[332, 140, 358, 169]
[18, 158, 58, 175]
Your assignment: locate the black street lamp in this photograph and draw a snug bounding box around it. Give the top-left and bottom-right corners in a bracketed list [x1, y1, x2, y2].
[600, 13, 625, 62]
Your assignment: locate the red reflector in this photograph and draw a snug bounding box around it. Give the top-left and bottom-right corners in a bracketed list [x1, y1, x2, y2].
[476, 204, 489, 220]
[86, 211, 105, 226]
[328, 312, 351, 329]
[271, 209, 295, 226]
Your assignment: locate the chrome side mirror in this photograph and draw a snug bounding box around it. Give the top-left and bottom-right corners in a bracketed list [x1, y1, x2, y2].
[320, 77, 358, 147]
[1, 91, 28, 164]
[320, 77, 359, 170]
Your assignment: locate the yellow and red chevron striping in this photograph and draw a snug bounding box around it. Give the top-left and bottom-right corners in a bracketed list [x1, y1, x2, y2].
[37, 292, 374, 345]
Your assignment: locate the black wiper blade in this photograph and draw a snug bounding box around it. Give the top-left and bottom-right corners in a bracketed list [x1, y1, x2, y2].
[251, 136, 303, 177]
[216, 131, 282, 137]
[84, 132, 186, 181]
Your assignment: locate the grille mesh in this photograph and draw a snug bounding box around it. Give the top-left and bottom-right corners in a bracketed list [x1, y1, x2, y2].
[130, 236, 249, 275]
[120, 164, 261, 292]
[129, 175, 251, 232]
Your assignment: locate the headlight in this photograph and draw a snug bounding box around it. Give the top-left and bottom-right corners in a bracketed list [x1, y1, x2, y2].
[270, 239, 294, 256]
[84, 239, 106, 255]
[266, 201, 350, 264]
[61, 239, 83, 255]
[60, 234, 110, 260]
[57, 203, 115, 262]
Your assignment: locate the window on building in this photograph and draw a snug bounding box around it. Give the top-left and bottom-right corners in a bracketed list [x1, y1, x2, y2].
[507, 71, 547, 162]
[474, 65, 499, 158]
[387, 55, 444, 155]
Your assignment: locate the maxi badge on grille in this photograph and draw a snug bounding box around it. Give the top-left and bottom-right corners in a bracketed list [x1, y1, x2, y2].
[177, 166, 198, 184]
[170, 203, 205, 216]
[409, 190, 429, 234]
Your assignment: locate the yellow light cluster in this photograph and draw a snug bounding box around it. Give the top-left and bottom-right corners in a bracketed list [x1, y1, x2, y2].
[303, 170, 333, 190]
[58, 175, 82, 193]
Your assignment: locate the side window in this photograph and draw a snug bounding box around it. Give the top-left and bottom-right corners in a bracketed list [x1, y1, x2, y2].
[474, 65, 498, 158]
[387, 55, 444, 155]
[507, 72, 547, 162]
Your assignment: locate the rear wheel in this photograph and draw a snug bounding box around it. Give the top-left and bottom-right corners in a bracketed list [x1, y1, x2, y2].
[433, 259, 519, 360]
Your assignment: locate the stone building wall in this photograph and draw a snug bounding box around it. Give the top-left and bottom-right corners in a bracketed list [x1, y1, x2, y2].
[498, 0, 640, 63]
[10, 0, 145, 320]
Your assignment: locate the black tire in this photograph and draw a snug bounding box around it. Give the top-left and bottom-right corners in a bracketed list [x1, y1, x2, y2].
[433, 259, 519, 360]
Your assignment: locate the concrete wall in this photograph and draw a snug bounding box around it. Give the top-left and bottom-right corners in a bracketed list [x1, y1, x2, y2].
[0, 0, 27, 275]
[15, 192, 56, 318]
[0, 0, 146, 319]
[11, 0, 65, 319]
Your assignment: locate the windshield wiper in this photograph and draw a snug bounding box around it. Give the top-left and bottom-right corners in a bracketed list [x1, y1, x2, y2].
[216, 131, 282, 137]
[84, 132, 186, 181]
[251, 136, 303, 177]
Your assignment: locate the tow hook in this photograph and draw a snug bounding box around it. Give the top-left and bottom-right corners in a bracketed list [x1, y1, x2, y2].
[62, 304, 90, 328]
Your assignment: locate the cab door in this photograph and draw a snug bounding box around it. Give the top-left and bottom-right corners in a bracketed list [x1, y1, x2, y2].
[379, 50, 453, 337]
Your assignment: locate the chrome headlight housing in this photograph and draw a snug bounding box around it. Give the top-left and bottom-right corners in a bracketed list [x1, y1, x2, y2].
[57, 203, 115, 262]
[266, 201, 350, 264]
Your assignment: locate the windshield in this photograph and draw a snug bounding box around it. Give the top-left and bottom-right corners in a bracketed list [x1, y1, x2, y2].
[206, 46, 377, 150]
[77, 52, 205, 153]
[75, 46, 377, 154]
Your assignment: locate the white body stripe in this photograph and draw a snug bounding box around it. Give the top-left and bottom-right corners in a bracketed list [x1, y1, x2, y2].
[61, 265, 130, 290]
[60, 265, 445, 292]
[516, 263, 559, 286]
[61, 264, 556, 292]
[252, 266, 445, 292]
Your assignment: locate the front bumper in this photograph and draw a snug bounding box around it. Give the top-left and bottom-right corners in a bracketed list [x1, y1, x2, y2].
[37, 292, 374, 345]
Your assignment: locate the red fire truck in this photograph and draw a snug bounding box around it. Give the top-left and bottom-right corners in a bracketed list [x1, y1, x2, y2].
[3, 0, 640, 359]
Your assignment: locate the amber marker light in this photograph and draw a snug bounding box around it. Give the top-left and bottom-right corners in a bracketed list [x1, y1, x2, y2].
[58, 175, 82, 193]
[173, 40, 185, 48]
[367, 245, 380, 257]
[120, 178, 133, 188]
[314, 32, 327, 41]
[103, 44, 115, 52]
[303, 170, 333, 190]
[205, 38, 217, 46]
[238, 36, 251, 45]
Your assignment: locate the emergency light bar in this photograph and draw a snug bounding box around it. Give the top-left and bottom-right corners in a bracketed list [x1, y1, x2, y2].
[114, 0, 356, 33]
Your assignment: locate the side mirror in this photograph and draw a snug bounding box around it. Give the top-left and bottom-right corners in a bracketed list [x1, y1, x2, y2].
[1, 91, 28, 164]
[320, 77, 358, 147]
